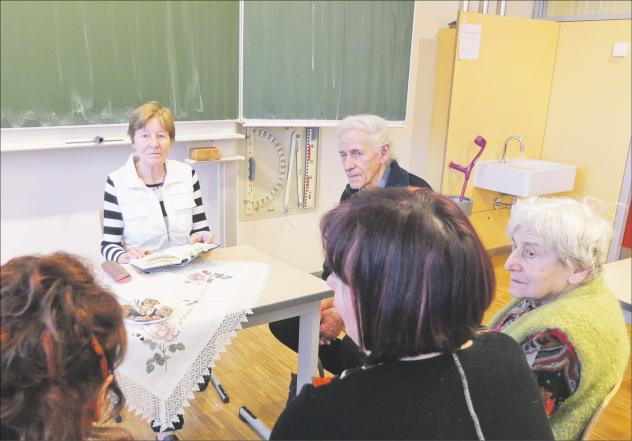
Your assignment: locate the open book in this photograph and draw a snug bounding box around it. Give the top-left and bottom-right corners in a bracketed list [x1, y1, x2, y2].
[129, 243, 219, 273]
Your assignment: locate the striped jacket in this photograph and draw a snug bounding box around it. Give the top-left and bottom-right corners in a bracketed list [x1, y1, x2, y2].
[101, 154, 210, 261]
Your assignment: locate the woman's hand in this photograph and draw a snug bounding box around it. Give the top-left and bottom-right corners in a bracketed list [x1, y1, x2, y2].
[190, 230, 214, 244]
[319, 307, 344, 345]
[320, 297, 334, 311]
[117, 247, 149, 263]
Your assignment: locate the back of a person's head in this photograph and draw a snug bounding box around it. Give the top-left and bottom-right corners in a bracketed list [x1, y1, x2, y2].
[508, 197, 613, 279]
[321, 188, 494, 364]
[1, 252, 128, 441]
[337, 114, 392, 153]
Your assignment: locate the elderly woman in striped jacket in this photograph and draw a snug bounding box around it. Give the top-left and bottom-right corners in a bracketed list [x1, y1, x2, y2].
[100, 101, 212, 441]
[101, 101, 212, 264]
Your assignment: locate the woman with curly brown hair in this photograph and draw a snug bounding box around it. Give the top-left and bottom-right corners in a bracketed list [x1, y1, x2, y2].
[1, 252, 129, 441]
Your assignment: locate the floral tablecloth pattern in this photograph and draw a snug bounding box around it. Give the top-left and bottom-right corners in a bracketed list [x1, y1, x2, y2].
[98, 259, 269, 429]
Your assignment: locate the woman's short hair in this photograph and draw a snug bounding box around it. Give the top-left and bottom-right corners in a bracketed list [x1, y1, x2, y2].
[507, 197, 613, 280]
[1, 252, 128, 441]
[127, 101, 175, 142]
[337, 114, 393, 153]
[321, 188, 494, 363]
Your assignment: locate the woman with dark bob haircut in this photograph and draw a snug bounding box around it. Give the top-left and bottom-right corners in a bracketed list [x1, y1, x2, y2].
[1, 252, 129, 441]
[271, 188, 553, 440]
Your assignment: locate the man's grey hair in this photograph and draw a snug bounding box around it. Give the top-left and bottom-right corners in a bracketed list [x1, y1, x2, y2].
[507, 197, 613, 281]
[337, 114, 393, 154]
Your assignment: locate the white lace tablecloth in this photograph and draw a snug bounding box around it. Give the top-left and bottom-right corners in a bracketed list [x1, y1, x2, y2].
[97, 259, 269, 429]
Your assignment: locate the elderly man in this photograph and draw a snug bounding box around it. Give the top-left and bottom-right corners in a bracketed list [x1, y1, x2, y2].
[270, 114, 432, 380]
[336, 114, 431, 203]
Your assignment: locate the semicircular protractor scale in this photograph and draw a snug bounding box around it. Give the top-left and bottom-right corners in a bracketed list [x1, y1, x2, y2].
[245, 128, 289, 215]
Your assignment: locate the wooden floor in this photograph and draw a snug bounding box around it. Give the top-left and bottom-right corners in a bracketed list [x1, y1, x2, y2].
[106, 254, 632, 440]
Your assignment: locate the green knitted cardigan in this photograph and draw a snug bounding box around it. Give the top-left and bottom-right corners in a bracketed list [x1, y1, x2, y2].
[488, 276, 629, 440]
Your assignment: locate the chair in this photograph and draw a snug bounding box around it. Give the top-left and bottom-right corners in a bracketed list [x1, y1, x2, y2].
[581, 377, 624, 440]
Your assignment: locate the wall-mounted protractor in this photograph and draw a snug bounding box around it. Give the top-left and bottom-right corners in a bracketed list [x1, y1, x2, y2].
[244, 128, 288, 215]
[240, 127, 319, 220]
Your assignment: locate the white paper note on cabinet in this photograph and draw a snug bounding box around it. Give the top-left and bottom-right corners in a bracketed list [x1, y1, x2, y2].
[459, 24, 482, 60]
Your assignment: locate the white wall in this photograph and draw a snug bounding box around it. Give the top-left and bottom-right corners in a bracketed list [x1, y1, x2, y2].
[0, 1, 533, 269]
[1, 146, 128, 263]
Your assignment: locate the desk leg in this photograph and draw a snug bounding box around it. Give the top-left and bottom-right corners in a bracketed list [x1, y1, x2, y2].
[296, 300, 320, 395]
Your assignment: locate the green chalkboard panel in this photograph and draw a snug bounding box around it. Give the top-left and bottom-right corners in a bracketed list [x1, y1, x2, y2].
[0, 1, 238, 128]
[243, 1, 414, 121]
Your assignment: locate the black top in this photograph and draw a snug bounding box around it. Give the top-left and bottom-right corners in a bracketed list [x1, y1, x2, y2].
[0, 424, 18, 441]
[270, 332, 554, 440]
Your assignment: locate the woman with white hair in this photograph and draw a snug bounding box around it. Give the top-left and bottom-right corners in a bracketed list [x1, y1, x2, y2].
[489, 197, 629, 440]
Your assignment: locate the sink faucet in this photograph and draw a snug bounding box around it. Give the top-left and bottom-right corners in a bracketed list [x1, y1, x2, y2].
[500, 135, 525, 165]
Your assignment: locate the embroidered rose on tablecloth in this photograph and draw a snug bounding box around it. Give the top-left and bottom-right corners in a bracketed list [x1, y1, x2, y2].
[185, 270, 233, 285]
[188, 273, 207, 282]
[151, 322, 180, 341]
[136, 322, 186, 374]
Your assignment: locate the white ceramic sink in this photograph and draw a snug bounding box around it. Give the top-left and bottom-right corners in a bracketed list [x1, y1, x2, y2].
[473, 159, 576, 197]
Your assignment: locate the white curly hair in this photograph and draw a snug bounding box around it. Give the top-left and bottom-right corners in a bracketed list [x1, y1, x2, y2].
[507, 197, 613, 281]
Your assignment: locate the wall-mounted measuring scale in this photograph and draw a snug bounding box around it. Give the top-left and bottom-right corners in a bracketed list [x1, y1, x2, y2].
[240, 127, 319, 220]
[303, 128, 319, 209]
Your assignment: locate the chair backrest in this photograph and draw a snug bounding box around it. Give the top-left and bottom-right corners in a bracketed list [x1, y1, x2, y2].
[581, 376, 624, 440]
[98, 209, 104, 230]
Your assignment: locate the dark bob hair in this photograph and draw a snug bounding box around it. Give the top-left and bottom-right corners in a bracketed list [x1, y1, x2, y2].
[321, 188, 495, 364]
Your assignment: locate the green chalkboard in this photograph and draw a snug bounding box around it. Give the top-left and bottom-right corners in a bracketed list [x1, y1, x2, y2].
[1, 1, 414, 127]
[0, 1, 238, 128]
[243, 1, 414, 121]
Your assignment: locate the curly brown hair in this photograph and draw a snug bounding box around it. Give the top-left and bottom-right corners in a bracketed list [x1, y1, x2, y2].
[1, 252, 128, 440]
